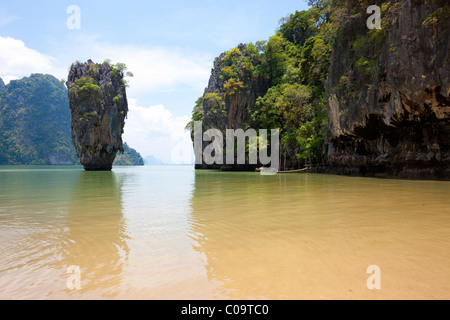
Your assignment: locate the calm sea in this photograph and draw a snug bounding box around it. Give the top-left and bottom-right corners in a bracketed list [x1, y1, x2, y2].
[0, 166, 449, 299]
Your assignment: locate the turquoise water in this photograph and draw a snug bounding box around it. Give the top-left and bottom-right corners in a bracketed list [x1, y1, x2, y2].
[0, 166, 449, 299]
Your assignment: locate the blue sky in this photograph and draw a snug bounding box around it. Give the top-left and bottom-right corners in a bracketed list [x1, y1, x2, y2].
[0, 0, 310, 163]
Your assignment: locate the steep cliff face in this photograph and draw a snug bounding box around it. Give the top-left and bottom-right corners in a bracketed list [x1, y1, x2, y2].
[204, 45, 268, 130]
[0, 77, 5, 90]
[326, 0, 449, 179]
[192, 44, 269, 170]
[67, 60, 128, 171]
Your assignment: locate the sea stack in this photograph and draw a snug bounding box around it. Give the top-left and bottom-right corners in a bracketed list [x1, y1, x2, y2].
[67, 59, 128, 171]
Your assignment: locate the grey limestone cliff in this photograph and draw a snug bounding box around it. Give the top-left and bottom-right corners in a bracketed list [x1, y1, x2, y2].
[325, 0, 449, 179]
[67, 60, 128, 171]
[193, 43, 269, 170]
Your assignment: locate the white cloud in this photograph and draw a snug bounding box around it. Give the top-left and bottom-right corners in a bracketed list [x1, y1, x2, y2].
[123, 98, 194, 164]
[94, 44, 211, 97]
[62, 36, 212, 97]
[0, 35, 211, 96]
[0, 36, 66, 84]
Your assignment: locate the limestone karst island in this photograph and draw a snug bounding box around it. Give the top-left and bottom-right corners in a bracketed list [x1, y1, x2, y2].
[0, 0, 449, 304]
[67, 60, 130, 171]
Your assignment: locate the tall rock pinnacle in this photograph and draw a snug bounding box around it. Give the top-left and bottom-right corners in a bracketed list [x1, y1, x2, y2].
[67, 59, 129, 171]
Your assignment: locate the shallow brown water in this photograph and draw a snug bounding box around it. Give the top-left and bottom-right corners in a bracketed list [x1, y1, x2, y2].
[0, 166, 449, 299]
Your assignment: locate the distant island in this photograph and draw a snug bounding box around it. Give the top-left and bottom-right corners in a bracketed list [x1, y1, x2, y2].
[0, 73, 144, 166]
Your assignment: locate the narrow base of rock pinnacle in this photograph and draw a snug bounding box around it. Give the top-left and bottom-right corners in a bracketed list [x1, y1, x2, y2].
[83, 165, 113, 171]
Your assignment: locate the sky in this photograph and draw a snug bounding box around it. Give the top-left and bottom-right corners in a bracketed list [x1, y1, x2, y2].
[0, 0, 310, 164]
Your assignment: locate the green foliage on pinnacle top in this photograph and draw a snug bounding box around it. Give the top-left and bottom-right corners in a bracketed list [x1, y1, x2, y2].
[71, 77, 103, 108]
[104, 59, 134, 88]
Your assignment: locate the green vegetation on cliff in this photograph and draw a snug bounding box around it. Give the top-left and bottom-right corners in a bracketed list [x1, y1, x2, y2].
[0, 74, 77, 165]
[188, 1, 332, 168]
[0, 74, 143, 166]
